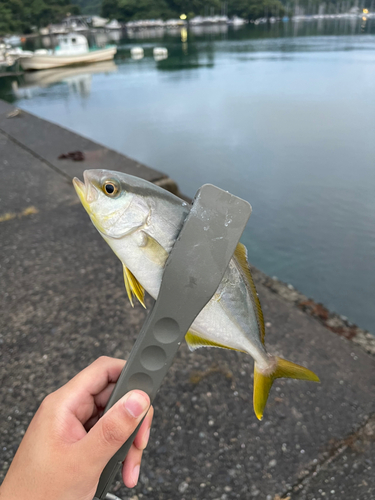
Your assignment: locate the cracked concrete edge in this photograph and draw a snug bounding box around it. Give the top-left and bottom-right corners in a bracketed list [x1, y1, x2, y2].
[250, 267, 375, 357]
[0, 100, 188, 202]
[279, 412, 375, 499]
[0, 124, 182, 201]
[0, 99, 166, 184]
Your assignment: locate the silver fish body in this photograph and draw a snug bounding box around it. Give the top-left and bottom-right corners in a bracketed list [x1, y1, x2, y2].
[73, 169, 319, 419]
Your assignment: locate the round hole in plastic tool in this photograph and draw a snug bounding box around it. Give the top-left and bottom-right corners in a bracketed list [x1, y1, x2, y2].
[153, 317, 180, 344]
[127, 372, 153, 394]
[140, 345, 167, 371]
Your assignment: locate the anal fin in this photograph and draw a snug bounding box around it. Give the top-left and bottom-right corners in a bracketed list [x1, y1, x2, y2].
[123, 264, 146, 308]
[185, 330, 243, 352]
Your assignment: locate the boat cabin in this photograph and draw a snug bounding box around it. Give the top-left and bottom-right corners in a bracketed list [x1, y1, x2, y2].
[56, 33, 89, 56]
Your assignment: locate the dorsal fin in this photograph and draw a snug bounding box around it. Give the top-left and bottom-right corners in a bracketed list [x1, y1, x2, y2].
[234, 243, 266, 344]
[185, 330, 244, 352]
[123, 264, 146, 308]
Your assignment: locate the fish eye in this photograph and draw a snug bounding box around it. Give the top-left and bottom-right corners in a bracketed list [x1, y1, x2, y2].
[103, 180, 120, 197]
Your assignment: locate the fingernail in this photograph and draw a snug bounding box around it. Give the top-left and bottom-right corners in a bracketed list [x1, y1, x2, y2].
[132, 464, 140, 486]
[124, 391, 149, 418]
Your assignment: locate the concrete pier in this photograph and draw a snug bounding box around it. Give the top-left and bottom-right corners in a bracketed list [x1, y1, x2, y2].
[1, 99, 374, 500]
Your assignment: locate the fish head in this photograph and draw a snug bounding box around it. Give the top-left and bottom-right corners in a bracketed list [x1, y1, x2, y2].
[73, 169, 151, 239]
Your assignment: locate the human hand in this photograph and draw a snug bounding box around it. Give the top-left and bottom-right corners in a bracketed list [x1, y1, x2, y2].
[0, 356, 154, 500]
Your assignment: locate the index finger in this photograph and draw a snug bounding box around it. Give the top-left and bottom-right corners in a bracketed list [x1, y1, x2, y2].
[61, 356, 125, 398]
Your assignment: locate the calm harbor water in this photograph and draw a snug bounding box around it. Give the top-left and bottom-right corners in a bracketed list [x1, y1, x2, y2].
[1, 20, 375, 332]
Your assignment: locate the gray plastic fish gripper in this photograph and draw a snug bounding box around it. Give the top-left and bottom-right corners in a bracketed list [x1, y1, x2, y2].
[93, 184, 252, 500]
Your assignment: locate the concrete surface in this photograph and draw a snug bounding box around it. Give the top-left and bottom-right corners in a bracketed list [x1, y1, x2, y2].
[0, 100, 165, 183]
[1, 100, 374, 500]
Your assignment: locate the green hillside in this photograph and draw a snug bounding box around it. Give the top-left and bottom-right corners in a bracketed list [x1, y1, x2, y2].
[71, 0, 101, 15]
[101, 0, 286, 21]
[0, 0, 80, 34]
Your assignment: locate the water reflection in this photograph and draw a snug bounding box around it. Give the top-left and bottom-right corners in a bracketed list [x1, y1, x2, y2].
[126, 28, 165, 40]
[107, 30, 122, 42]
[93, 32, 110, 47]
[11, 61, 117, 99]
[189, 24, 228, 36]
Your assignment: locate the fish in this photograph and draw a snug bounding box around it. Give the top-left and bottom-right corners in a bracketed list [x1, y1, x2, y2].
[73, 169, 319, 420]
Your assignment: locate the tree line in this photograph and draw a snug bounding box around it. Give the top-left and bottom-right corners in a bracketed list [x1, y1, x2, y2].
[101, 0, 287, 22]
[100, 0, 369, 22]
[0, 0, 80, 35]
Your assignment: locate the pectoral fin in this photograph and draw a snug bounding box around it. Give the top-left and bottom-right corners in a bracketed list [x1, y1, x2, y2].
[139, 231, 168, 267]
[123, 264, 146, 308]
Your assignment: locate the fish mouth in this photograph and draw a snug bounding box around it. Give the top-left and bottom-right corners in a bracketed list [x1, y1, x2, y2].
[73, 176, 85, 199]
[73, 176, 90, 214]
[73, 171, 98, 212]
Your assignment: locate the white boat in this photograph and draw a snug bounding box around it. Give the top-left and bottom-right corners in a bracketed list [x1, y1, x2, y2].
[92, 16, 109, 28]
[0, 48, 15, 68]
[190, 15, 228, 25]
[62, 16, 90, 32]
[48, 24, 69, 35]
[5, 47, 34, 58]
[228, 16, 247, 26]
[0, 42, 32, 66]
[20, 33, 116, 71]
[3, 35, 21, 46]
[105, 19, 122, 30]
[189, 16, 204, 25]
[164, 18, 187, 27]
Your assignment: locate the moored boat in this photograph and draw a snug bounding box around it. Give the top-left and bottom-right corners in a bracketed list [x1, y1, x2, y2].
[3, 35, 22, 46]
[105, 19, 122, 30]
[20, 33, 116, 71]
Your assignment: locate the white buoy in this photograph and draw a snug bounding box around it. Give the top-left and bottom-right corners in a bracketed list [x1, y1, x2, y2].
[130, 46, 144, 60]
[153, 47, 168, 56]
[153, 47, 168, 61]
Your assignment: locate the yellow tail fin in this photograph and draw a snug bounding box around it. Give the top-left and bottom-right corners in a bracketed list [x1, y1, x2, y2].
[253, 357, 320, 420]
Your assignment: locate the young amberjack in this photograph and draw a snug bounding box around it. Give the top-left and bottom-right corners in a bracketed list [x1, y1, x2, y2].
[73, 169, 319, 420]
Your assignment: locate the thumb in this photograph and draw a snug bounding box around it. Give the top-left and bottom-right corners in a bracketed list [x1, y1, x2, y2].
[81, 390, 150, 471]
